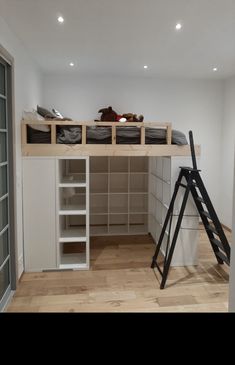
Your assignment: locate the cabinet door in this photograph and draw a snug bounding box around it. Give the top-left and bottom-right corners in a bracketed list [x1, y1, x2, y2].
[23, 158, 57, 271]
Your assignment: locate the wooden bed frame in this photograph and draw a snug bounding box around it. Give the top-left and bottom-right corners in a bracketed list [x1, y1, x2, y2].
[21, 120, 201, 157]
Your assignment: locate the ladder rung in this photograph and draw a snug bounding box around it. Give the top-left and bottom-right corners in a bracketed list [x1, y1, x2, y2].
[201, 211, 211, 220]
[180, 167, 201, 172]
[177, 182, 197, 188]
[211, 238, 226, 252]
[197, 196, 205, 204]
[206, 224, 218, 235]
[177, 182, 188, 188]
[215, 251, 230, 265]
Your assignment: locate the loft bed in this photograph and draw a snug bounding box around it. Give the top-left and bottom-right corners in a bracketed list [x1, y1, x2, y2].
[22, 119, 201, 272]
[21, 120, 201, 157]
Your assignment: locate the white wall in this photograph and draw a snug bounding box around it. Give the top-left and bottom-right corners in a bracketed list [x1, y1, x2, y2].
[229, 148, 235, 312]
[0, 16, 42, 278]
[42, 73, 223, 214]
[220, 77, 235, 228]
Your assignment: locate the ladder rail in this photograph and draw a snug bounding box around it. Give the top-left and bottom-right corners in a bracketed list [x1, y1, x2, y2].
[160, 177, 192, 289]
[189, 130, 198, 170]
[151, 169, 184, 266]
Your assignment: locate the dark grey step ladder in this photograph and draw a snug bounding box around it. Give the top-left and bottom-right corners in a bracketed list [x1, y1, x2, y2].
[151, 131, 230, 289]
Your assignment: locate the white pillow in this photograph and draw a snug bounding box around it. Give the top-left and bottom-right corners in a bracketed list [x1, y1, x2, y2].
[23, 110, 50, 132]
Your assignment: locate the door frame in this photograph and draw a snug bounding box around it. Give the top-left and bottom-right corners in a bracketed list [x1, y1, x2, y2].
[0, 44, 17, 295]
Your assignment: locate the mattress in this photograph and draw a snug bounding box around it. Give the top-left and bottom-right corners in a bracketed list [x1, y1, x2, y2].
[27, 125, 188, 145]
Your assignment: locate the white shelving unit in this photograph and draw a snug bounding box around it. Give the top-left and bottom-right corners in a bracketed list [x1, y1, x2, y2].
[148, 156, 199, 266]
[22, 155, 199, 272]
[57, 157, 89, 270]
[90, 156, 149, 235]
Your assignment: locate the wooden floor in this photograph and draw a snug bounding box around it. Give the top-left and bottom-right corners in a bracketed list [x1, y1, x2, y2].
[7, 230, 231, 312]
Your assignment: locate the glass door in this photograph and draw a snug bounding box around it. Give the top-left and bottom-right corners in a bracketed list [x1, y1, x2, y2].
[0, 57, 11, 310]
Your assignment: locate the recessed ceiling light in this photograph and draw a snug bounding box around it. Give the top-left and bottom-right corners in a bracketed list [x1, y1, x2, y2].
[58, 16, 64, 23]
[144, 65, 148, 69]
[213, 67, 218, 72]
[175, 23, 182, 30]
[69, 62, 75, 67]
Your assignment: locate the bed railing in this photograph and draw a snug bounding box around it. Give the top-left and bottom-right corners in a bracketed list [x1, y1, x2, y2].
[21, 120, 172, 145]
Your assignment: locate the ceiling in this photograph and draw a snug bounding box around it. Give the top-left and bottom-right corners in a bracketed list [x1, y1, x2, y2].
[1, 0, 235, 78]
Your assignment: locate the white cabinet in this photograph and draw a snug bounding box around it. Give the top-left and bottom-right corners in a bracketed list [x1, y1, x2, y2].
[23, 158, 57, 271]
[148, 156, 199, 266]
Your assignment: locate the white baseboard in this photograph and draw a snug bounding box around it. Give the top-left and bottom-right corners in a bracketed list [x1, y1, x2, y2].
[18, 254, 24, 279]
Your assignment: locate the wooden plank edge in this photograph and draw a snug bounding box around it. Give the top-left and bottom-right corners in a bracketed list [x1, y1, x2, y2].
[22, 144, 201, 157]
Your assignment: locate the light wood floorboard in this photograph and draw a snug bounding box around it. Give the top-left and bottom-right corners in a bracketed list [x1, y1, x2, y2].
[7, 231, 231, 312]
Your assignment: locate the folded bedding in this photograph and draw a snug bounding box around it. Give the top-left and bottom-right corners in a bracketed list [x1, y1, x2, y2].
[27, 126, 51, 143]
[27, 125, 188, 145]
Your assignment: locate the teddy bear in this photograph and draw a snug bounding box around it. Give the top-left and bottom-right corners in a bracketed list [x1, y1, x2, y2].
[122, 113, 144, 123]
[97, 106, 144, 123]
[98, 106, 118, 121]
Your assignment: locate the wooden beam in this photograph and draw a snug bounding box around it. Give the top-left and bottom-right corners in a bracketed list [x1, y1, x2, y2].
[22, 120, 172, 128]
[51, 125, 56, 144]
[22, 144, 201, 157]
[21, 124, 27, 145]
[82, 125, 87, 144]
[141, 126, 145, 145]
[112, 126, 116, 145]
[166, 125, 172, 145]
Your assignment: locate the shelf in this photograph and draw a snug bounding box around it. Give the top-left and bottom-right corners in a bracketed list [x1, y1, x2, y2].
[57, 157, 89, 271]
[90, 225, 108, 235]
[90, 173, 108, 193]
[109, 207, 129, 216]
[59, 228, 86, 242]
[59, 204, 86, 215]
[68, 159, 86, 174]
[90, 157, 108, 173]
[130, 173, 148, 193]
[129, 224, 148, 234]
[59, 177, 86, 187]
[110, 173, 128, 193]
[130, 172, 148, 175]
[88, 156, 150, 236]
[109, 206, 128, 214]
[110, 156, 128, 172]
[60, 263, 88, 269]
[130, 156, 148, 173]
[90, 172, 108, 175]
[109, 224, 128, 234]
[130, 194, 148, 213]
[90, 207, 108, 214]
[90, 194, 108, 214]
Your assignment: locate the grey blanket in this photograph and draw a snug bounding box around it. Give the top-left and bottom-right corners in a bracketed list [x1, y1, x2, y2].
[55, 126, 188, 145]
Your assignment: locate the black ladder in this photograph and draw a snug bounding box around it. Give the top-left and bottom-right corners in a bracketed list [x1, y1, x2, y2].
[151, 131, 231, 289]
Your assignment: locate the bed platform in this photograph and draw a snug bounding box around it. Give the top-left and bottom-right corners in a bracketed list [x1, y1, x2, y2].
[21, 120, 201, 157]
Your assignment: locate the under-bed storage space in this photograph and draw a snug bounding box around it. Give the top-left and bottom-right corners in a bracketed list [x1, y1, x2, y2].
[22, 155, 199, 272]
[89, 156, 149, 235]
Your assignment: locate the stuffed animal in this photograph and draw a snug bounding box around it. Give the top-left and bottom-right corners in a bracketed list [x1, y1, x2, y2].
[97, 106, 144, 123]
[98, 106, 118, 121]
[122, 113, 144, 123]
